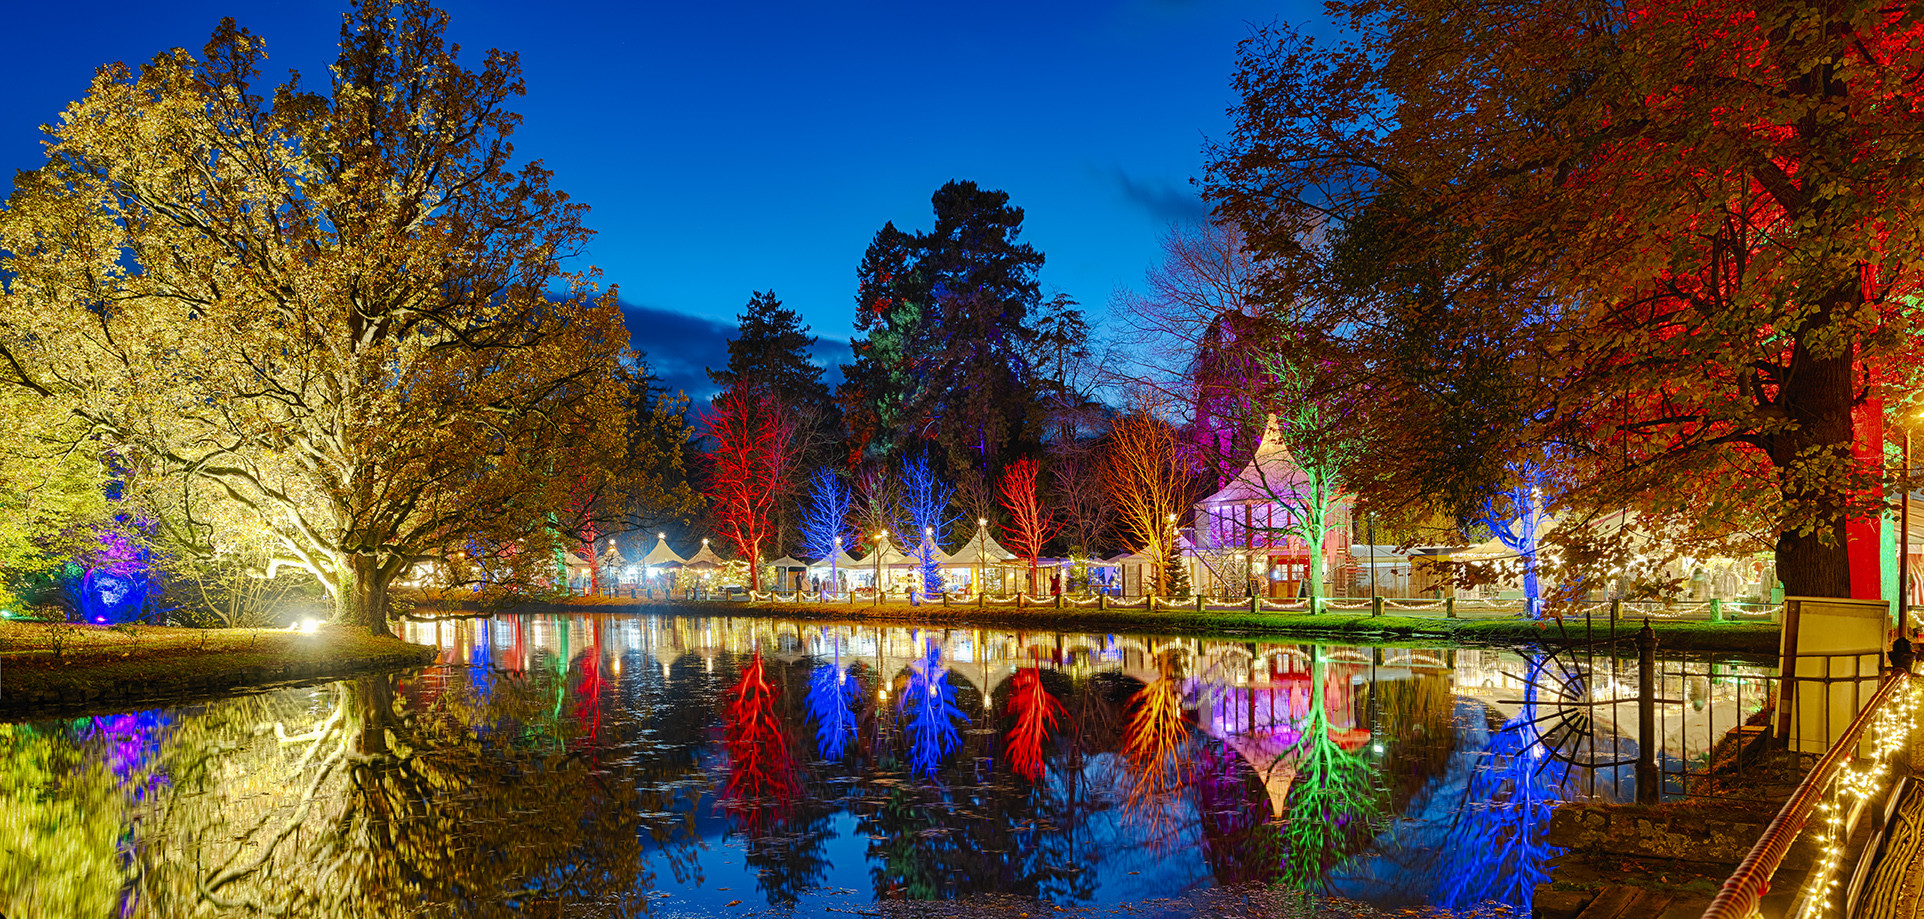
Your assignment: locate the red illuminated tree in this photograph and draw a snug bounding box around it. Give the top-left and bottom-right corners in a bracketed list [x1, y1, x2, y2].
[703, 387, 799, 590]
[997, 457, 1061, 594]
[1207, 0, 1924, 598]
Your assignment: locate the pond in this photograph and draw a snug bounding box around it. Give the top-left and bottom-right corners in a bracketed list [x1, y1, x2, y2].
[1, 612, 1772, 918]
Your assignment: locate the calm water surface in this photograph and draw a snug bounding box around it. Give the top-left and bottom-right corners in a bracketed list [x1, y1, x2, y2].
[1, 613, 1768, 918]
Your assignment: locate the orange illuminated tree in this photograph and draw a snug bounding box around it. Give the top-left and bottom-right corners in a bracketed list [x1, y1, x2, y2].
[997, 457, 1061, 595]
[703, 387, 798, 590]
[1103, 406, 1192, 597]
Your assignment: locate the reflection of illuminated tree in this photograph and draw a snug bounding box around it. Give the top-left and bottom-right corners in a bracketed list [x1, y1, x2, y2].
[1006, 666, 1064, 781]
[1435, 655, 1566, 911]
[0, 724, 128, 916]
[1280, 650, 1383, 888]
[721, 652, 801, 832]
[1121, 674, 1192, 835]
[135, 674, 677, 917]
[806, 648, 863, 760]
[900, 639, 968, 779]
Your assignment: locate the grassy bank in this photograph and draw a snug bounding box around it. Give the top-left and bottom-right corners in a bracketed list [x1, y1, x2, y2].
[0, 619, 438, 718]
[428, 594, 1782, 655]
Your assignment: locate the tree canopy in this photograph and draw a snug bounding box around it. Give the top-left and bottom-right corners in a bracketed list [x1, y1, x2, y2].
[1206, 0, 1924, 597]
[0, 0, 634, 632]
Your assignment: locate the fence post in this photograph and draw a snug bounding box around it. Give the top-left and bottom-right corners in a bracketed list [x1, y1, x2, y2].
[1710, 598, 1723, 621]
[1610, 599, 1622, 628]
[1636, 620, 1659, 804]
[1098, 593, 1107, 611]
[1372, 595, 1383, 617]
[1055, 593, 1064, 610]
[1248, 595, 1258, 614]
[1444, 596, 1456, 618]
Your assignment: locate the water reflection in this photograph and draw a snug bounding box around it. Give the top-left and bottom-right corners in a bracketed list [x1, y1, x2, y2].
[0, 614, 1770, 917]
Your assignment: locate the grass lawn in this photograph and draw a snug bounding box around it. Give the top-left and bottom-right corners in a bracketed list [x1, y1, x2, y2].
[0, 618, 437, 715]
[426, 594, 1783, 655]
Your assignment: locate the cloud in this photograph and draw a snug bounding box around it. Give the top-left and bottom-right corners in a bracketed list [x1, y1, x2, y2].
[1111, 168, 1211, 223]
[619, 301, 853, 404]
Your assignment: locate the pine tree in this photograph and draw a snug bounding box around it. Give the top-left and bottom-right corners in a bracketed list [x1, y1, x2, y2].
[838, 182, 1057, 473]
[708, 290, 831, 406]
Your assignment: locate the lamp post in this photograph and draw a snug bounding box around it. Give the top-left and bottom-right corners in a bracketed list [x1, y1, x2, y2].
[875, 530, 887, 606]
[1903, 427, 1913, 639]
[831, 535, 841, 601]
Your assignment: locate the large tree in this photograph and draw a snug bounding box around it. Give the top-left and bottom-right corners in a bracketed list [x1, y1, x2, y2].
[1207, 0, 1924, 598]
[0, 1, 631, 633]
[838, 182, 1068, 472]
[708, 290, 833, 406]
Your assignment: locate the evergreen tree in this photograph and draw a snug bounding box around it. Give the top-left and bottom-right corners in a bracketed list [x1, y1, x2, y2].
[708, 290, 831, 406]
[838, 182, 1063, 473]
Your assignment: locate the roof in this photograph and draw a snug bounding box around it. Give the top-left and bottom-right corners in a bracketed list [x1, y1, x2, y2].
[807, 547, 864, 569]
[763, 555, 809, 569]
[640, 535, 687, 567]
[860, 540, 919, 568]
[1201, 414, 1313, 507]
[944, 526, 1018, 565]
[684, 541, 731, 567]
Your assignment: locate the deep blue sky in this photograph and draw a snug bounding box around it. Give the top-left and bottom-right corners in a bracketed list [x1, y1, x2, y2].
[0, 0, 1324, 397]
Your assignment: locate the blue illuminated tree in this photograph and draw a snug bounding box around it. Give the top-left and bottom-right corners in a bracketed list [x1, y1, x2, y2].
[899, 639, 968, 778]
[799, 468, 853, 596]
[1472, 459, 1553, 618]
[893, 454, 958, 596]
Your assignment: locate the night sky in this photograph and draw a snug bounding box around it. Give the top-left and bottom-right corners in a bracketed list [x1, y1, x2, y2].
[0, 0, 1327, 397]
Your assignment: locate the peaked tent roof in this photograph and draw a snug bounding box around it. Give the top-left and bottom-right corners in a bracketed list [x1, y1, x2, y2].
[641, 535, 688, 567]
[944, 526, 1019, 565]
[858, 540, 918, 568]
[1202, 414, 1313, 506]
[763, 555, 809, 569]
[807, 547, 865, 569]
[684, 541, 731, 568]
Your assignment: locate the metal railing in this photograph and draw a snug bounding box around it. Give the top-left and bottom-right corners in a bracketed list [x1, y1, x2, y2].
[1700, 669, 1919, 919]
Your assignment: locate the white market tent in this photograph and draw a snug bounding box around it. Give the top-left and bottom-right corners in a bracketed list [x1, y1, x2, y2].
[641, 534, 688, 568]
[683, 540, 731, 571]
[762, 555, 810, 591]
[1195, 414, 1318, 551]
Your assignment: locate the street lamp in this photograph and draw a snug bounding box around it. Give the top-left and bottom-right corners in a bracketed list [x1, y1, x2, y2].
[875, 530, 888, 606]
[1903, 425, 1914, 639]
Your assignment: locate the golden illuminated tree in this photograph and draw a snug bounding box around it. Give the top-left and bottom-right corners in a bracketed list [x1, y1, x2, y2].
[0, 2, 631, 633]
[1103, 406, 1191, 597]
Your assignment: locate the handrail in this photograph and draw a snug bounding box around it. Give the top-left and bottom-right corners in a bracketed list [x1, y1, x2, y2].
[1700, 669, 1915, 919]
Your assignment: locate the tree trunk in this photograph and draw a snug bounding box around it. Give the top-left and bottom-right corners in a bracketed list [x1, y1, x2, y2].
[340, 554, 393, 637]
[1767, 298, 1857, 600]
